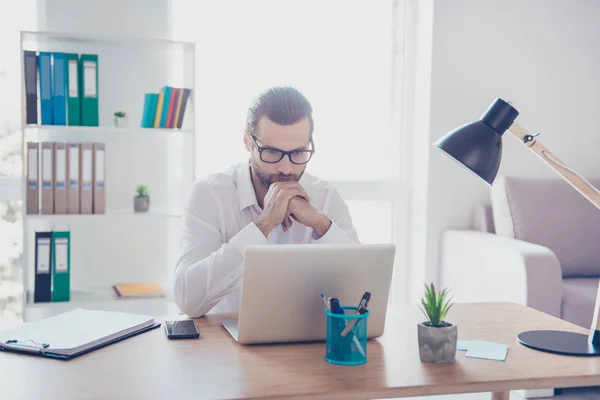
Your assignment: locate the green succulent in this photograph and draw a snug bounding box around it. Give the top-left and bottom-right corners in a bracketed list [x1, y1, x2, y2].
[136, 185, 149, 197]
[418, 283, 453, 327]
[114, 111, 127, 117]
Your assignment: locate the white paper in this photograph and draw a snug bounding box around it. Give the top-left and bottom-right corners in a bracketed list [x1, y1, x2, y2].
[83, 148, 92, 182]
[68, 60, 78, 98]
[55, 239, 68, 272]
[28, 148, 37, 180]
[69, 146, 79, 180]
[37, 238, 50, 274]
[56, 148, 66, 183]
[42, 148, 52, 181]
[84, 61, 97, 97]
[96, 149, 104, 182]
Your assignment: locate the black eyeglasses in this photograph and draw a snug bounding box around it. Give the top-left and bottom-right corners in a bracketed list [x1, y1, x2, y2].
[248, 134, 315, 165]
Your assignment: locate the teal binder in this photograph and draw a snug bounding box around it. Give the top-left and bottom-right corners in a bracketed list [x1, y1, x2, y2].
[66, 53, 81, 125]
[79, 54, 99, 126]
[51, 231, 70, 302]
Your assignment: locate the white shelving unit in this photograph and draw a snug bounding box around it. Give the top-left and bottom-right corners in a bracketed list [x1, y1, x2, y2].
[19, 31, 195, 321]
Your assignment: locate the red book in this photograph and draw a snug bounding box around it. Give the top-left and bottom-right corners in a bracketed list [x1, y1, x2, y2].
[166, 88, 180, 128]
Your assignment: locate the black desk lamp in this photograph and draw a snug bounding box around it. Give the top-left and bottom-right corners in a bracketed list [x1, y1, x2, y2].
[434, 97, 600, 356]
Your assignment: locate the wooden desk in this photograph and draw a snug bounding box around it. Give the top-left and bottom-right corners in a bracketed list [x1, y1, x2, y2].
[1, 302, 600, 400]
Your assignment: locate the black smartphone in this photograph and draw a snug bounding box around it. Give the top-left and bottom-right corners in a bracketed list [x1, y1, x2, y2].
[164, 320, 200, 339]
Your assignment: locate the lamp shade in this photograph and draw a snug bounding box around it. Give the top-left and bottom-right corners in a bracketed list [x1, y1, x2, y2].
[434, 98, 519, 185]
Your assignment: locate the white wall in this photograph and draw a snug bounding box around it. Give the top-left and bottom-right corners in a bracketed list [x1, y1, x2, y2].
[410, 0, 600, 298]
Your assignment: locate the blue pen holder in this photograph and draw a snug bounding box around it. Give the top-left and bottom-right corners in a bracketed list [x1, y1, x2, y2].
[325, 306, 369, 365]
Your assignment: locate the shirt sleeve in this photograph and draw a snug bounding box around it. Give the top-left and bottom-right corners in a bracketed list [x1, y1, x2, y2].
[313, 186, 359, 244]
[173, 181, 267, 318]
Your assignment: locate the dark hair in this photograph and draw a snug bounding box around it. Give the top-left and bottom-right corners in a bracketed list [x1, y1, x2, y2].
[245, 86, 314, 138]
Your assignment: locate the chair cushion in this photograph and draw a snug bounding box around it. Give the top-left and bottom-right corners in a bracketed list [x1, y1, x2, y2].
[491, 175, 600, 277]
[561, 277, 598, 328]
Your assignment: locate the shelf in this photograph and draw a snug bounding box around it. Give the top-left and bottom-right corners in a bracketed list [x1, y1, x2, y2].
[20, 30, 195, 51]
[24, 208, 183, 220]
[24, 124, 193, 134]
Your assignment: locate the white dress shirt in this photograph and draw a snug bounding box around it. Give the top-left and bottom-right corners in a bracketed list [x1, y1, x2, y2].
[174, 161, 359, 317]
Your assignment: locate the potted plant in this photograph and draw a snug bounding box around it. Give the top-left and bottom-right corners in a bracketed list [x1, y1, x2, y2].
[417, 283, 457, 363]
[134, 185, 150, 212]
[114, 111, 128, 127]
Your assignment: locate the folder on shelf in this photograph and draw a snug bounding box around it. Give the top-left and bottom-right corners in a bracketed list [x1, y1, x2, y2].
[38, 52, 53, 125]
[92, 143, 105, 214]
[34, 231, 52, 303]
[80, 143, 94, 214]
[166, 87, 178, 128]
[153, 91, 165, 128]
[41, 142, 54, 214]
[173, 88, 184, 129]
[113, 282, 166, 298]
[52, 53, 67, 125]
[79, 54, 99, 126]
[24, 51, 38, 125]
[26, 142, 39, 214]
[53, 142, 67, 214]
[160, 86, 172, 128]
[51, 231, 70, 302]
[66, 53, 81, 126]
[141, 93, 158, 128]
[176, 88, 191, 129]
[0, 309, 160, 360]
[67, 143, 80, 214]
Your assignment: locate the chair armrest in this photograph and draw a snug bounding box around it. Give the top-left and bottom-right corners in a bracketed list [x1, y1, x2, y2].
[440, 230, 563, 318]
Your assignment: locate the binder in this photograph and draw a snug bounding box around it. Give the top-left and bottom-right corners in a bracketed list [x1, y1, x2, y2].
[34, 231, 52, 303]
[67, 143, 80, 214]
[0, 309, 160, 360]
[79, 54, 99, 126]
[153, 91, 165, 128]
[176, 88, 191, 129]
[23, 50, 38, 125]
[66, 53, 81, 126]
[92, 143, 105, 214]
[38, 52, 53, 125]
[52, 53, 67, 125]
[26, 142, 39, 214]
[141, 93, 158, 128]
[53, 142, 68, 214]
[166, 87, 178, 128]
[173, 88, 184, 129]
[80, 143, 94, 214]
[160, 86, 172, 128]
[51, 231, 70, 302]
[40, 142, 54, 214]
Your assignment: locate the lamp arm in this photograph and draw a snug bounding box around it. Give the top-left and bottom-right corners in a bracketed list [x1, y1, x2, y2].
[507, 122, 600, 211]
[508, 122, 600, 344]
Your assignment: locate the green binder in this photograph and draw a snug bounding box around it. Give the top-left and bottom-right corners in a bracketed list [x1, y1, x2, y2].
[66, 53, 80, 125]
[51, 231, 70, 302]
[79, 54, 99, 126]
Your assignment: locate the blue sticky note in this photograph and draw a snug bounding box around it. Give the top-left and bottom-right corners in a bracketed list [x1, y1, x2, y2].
[457, 340, 470, 351]
[465, 341, 508, 361]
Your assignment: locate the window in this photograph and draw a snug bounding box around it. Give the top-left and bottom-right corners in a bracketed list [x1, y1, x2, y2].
[171, 0, 409, 303]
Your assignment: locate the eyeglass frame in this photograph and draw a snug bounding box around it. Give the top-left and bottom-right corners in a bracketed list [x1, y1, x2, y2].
[247, 133, 315, 165]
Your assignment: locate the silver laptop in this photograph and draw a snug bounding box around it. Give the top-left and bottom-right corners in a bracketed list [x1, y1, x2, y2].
[222, 243, 396, 344]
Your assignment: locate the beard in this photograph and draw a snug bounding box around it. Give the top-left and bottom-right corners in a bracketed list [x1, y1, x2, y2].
[250, 157, 305, 189]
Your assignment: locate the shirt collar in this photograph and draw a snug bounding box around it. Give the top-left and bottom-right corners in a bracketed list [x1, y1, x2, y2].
[237, 162, 259, 212]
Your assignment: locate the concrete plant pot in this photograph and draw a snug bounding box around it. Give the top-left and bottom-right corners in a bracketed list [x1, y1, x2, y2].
[418, 322, 457, 363]
[134, 195, 150, 212]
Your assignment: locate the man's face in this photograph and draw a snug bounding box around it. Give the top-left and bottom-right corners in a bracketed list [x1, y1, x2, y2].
[245, 116, 312, 189]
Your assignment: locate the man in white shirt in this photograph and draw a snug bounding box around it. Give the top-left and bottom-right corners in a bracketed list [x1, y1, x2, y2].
[174, 86, 359, 317]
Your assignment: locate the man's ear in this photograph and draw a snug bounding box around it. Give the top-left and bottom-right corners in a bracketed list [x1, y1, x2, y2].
[243, 131, 252, 152]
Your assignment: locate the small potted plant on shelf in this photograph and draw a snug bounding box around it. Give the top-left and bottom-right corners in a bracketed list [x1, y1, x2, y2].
[114, 111, 128, 127]
[134, 185, 150, 212]
[417, 283, 457, 363]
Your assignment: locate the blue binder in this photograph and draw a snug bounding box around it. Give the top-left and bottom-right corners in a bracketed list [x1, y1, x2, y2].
[52, 53, 67, 125]
[38, 52, 53, 125]
[141, 93, 158, 128]
[34, 231, 52, 303]
[23, 51, 38, 125]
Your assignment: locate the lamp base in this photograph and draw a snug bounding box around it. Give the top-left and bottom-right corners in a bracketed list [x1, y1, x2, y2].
[517, 330, 600, 356]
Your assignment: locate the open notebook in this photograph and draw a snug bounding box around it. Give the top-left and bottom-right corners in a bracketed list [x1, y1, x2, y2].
[0, 308, 160, 360]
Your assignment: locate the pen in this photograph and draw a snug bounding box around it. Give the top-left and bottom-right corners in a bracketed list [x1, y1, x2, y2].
[321, 293, 330, 311]
[340, 292, 371, 337]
